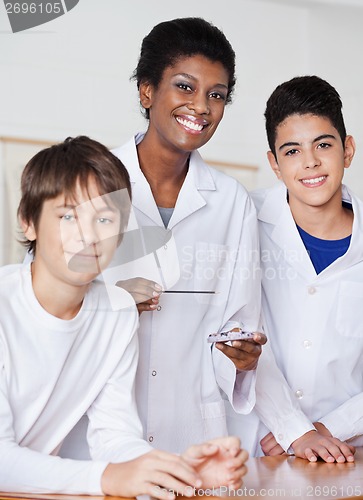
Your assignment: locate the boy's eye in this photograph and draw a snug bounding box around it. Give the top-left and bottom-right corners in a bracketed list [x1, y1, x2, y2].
[317, 142, 331, 149]
[98, 217, 113, 224]
[62, 214, 76, 221]
[285, 149, 299, 156]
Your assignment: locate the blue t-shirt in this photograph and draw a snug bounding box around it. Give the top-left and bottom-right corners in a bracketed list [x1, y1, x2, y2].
[297, 225, 351, 274]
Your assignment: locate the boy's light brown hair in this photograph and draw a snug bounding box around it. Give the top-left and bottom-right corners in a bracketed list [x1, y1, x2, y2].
[18, 136, 131, 254]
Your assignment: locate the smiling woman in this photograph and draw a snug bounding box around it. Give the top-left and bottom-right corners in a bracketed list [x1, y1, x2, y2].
[91, 16, 265, 457]
[135, 53, 229, 209]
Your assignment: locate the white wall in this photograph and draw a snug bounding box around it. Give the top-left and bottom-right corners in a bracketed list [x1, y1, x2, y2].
[0, 0, 309, 155]
[306, 2, 363, 197]
[0, 0, 363, 263]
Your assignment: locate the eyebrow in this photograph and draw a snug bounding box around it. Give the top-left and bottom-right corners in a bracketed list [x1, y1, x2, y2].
[278, 134, 337, 151]
[56, 204, 117, 212]
[56, 204, 77, 210]
[173, 72, 228, 90]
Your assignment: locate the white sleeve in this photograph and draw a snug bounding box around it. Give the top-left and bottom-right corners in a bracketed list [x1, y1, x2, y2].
[0, 341, 107, 495]
[87, 322, 153, 462]
[212, 343, 256, 414]
[253, 340, 315, 451]
[212, 195, 261, 414]
[319, 393, 363, 442]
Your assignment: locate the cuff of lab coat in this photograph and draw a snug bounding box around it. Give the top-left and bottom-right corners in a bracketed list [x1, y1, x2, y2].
[274, 413, 315, 452]
[212, 345, 256, 415]
[317, 392, 363, 443]
[89, 461, 109, 495]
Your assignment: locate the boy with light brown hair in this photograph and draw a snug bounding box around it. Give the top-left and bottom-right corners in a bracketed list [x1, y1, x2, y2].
[0, 136, 247, 497]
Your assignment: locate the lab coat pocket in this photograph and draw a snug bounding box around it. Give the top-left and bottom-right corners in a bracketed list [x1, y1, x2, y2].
[201, 400, 227, 440]
[336, 281, 363, 338]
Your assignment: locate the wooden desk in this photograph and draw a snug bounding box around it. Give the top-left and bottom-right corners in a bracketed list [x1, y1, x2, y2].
[1, 448, 362, 500]
[241, 447, 363, 499]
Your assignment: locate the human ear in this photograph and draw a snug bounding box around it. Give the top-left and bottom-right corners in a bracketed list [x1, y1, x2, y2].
[139, 82, 153, 110]
[20, 218, 36, 242]
[267, 150, 282, 180]
[343, 135, 356, 169]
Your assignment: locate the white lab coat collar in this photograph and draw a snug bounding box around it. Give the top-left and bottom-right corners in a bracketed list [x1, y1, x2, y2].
[257, 182, 316, 280]
[256, 181, 363, 281]
[115, 133, 216, 228]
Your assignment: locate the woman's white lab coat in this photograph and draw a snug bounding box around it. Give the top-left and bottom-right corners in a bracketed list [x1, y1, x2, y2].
[106, 133, 261, 453]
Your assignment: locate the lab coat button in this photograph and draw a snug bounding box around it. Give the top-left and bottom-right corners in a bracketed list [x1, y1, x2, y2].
[148, 436, 154, 443]
[277, 434, 283, 441]
[164, 245, 168, 249]
[152, 370, 157, 376]
[303, 340, 312, 348]
[157, 305, 162, 311]
[308, 286, 316, 295]
[295, 390, 303, 399]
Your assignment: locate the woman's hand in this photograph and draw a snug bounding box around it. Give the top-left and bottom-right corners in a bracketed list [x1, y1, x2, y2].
[116, 277, 162, 314]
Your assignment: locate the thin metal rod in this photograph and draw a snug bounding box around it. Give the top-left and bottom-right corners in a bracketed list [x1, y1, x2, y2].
[163, 290, 217, 294]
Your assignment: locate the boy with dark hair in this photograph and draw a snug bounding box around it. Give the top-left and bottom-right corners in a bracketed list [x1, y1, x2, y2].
[250, 76, 361, 460]
[0, 136, 247, 497]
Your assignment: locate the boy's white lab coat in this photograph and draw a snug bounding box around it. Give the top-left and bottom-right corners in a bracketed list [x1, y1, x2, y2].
[105, 133, 261, 453]
[248, 182, 363, 452]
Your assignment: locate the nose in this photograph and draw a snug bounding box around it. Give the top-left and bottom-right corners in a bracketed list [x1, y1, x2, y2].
[304, 149, 320, 169]
[188, 92, 210, 115]
[78, 218, 100, 247]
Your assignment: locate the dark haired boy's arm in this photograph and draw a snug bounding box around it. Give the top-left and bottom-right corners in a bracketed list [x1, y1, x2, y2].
[253, 341, 356, 463]
[317, 391, 363, 446]
[260, 388, 363, 462]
